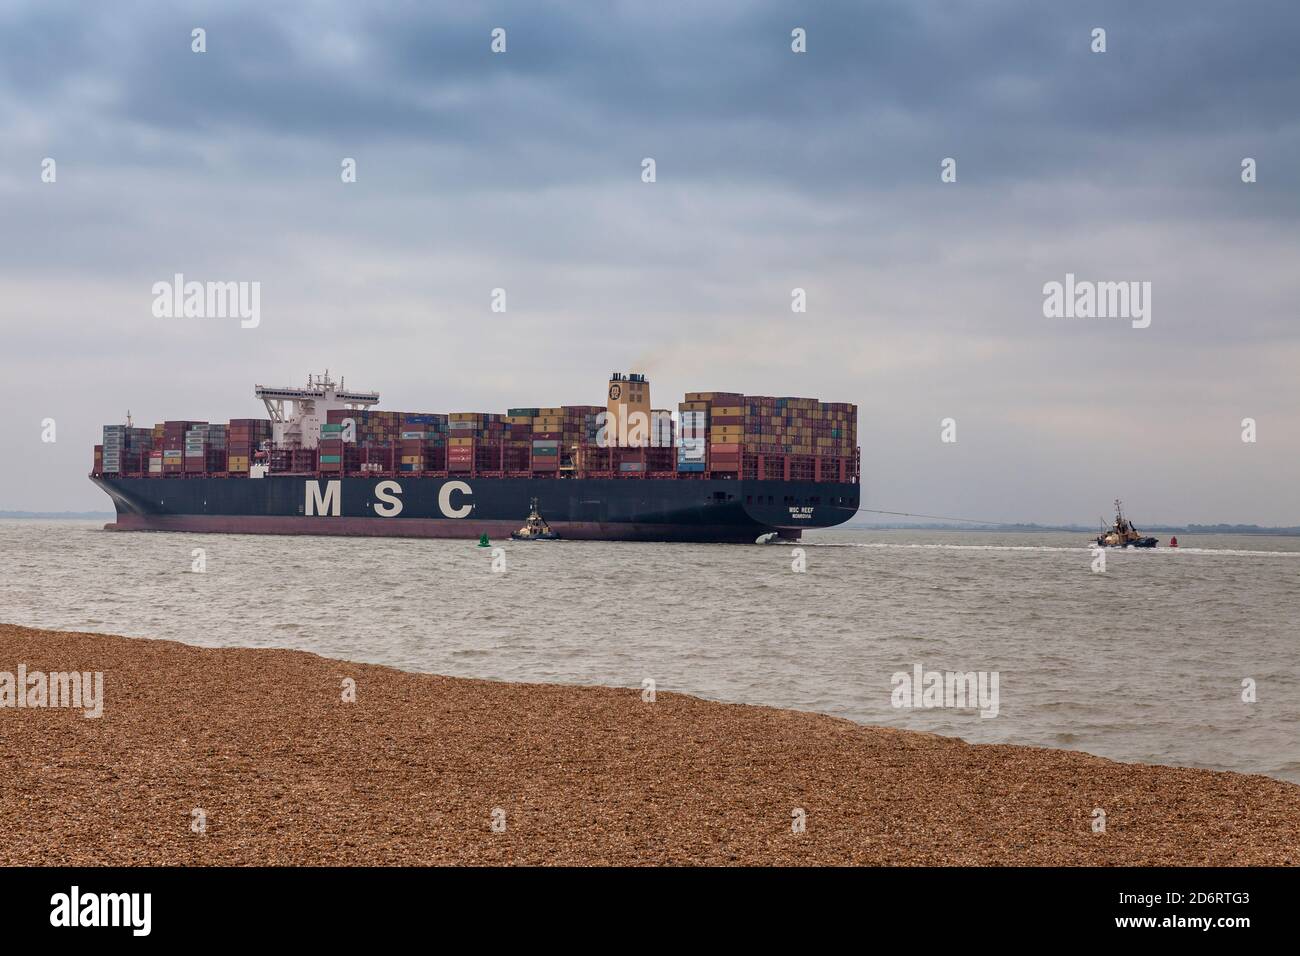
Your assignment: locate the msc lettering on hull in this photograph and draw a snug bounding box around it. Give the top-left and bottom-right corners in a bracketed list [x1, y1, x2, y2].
[304, 479, 474, 518]
[438, 480, 473, 518]
[374, 479, 402, 517]
[305, 480, 341, 516]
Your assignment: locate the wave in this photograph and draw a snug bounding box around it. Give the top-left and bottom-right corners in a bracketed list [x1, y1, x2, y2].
[811, 542, 1300, 557]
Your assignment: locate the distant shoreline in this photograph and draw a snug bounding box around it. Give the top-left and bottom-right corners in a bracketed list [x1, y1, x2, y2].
[843, 523, 1300, 535]
[0, 512, 114, 520]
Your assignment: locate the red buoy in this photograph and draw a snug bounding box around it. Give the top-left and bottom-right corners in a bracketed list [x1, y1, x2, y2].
[1170, 536, 1178, 548]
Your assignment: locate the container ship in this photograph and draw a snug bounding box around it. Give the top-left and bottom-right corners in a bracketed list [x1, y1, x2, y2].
[90, 372, 860, 543]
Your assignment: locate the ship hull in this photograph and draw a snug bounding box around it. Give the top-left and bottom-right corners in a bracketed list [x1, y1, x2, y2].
[92, 475, 859, 543]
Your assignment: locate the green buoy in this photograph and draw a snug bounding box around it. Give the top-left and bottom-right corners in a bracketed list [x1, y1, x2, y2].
[477, 532, 491, 547]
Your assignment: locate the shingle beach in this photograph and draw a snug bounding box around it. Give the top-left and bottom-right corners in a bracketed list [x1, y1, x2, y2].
[1, 623, 1296, 866]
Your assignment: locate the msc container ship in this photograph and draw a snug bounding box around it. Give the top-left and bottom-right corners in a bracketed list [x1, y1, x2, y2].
[90, 372, 861, 543]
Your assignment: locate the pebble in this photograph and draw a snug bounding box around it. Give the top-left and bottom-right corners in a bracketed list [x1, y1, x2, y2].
[1, 623, 1296, 865]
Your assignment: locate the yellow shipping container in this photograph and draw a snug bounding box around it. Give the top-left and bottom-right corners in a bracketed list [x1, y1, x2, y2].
[712, 405, 743, 417]
[401, 455, 422, 464]
[539, 407, 564, 417]
[679, 401, 709, 411]
[506, 416, 534, 425]
[449, 413, 483, 421]
[449, 437, 475, 447]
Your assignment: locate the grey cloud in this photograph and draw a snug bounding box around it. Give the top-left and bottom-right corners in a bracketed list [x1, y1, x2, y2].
[0, 0, 1297, 520]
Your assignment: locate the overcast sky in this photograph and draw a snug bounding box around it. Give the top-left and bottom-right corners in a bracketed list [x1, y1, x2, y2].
[1, 0, 1297, 523]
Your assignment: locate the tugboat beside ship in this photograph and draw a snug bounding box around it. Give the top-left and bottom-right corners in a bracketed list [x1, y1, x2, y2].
[511, 499, 560, 541]
[1094, 499, 1158, 549]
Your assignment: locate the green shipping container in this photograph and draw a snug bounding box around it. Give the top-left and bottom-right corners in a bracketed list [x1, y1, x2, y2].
[320, 455, 342, 464]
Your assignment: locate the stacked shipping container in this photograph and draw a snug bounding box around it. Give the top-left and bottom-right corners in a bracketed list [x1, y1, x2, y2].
[227, 418, 272, 474]
[101, 425, 153, 474]
[185, 424, 228, 473]
[397, 413, 449, 473]
[161, 421, 205, 474]
[502, 410, 536, 472]
[529, 405, 559, 474]
[92, 387, 858, 483]
[743, 396, 856, 480]
[528, 406, 603, 473]
[443, 412, 508, 472]
[677, 402, 707, 472]
[678, 392, 743, 474]
[675, 392, 858, 479]
[742, 397, 856, 456]
[321, 409, 449, 473]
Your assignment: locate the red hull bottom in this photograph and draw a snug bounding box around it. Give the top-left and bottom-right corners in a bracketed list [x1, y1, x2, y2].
[104, 513, 793, 543]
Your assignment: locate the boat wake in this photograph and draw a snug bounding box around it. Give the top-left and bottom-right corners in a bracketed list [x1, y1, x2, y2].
[815, 542, 1300, 557]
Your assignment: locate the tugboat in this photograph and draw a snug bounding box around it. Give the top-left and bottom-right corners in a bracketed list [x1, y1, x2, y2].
[510, 498, 560, 541]
[1094, 499, 1158, 549]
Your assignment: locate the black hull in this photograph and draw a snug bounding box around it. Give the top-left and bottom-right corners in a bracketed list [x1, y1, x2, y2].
[92, 475, 860, 543]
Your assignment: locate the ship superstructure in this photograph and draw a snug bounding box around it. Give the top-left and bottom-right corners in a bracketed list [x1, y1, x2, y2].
[256, 371, 379, 450]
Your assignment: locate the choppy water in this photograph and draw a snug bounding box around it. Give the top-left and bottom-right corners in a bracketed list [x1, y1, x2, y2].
[2, 520, 1297, 782]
